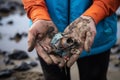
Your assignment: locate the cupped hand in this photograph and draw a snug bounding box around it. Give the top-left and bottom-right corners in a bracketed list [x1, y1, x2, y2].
[64, 15, 96, 67]
[28, 20, 65, 67]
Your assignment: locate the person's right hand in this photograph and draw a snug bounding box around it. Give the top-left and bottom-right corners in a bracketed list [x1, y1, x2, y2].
[28, 20, 65, 67]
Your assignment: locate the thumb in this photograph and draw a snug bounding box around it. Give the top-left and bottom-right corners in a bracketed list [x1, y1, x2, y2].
[28, 30, 36, 52]
[67, 49, 82, 67]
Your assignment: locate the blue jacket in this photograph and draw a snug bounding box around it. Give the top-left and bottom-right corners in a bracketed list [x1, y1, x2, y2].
[29, 0, 117, 58]
[45, 0, 117, 57]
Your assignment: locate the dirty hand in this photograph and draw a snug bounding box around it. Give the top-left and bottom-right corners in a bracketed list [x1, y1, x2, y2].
[64, 15, 96, 67]
[28, 20, 65, 67]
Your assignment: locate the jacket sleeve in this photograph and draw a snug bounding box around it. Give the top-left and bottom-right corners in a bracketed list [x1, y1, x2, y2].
[22, 0, 51, 22]
[83, 0, 120, 24]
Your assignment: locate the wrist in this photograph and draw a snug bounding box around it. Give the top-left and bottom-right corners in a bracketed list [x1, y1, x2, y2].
[80, 15, 96, 25]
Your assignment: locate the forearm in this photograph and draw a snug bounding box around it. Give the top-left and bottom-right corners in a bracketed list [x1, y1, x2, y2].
[22, 0, 51, 22]
[83, 0, 120, 24]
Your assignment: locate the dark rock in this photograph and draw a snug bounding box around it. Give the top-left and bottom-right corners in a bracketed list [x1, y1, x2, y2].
[4, 57, 14, 65]
[114, 63, 120, 67]
[8, 50, 29, 60]
[9, 33, 22, 42]
[8, 2, 17, 11]
[14, 62, 31, 71]
[0, 50, 8, 56]
[7, 21, 13, 25]
[0, 69, 13, 78]
[0, 5, 10, 14]
[29, 61, 38, 67]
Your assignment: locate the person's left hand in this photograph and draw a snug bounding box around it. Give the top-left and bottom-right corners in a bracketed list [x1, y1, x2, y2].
[64, 15, 96, 67]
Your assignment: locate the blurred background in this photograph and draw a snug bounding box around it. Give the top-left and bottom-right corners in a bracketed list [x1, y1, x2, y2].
[0, 0, 120, 80]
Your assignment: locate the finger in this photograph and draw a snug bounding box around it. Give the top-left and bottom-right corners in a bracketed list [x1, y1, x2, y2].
[28, 29, 36, 52]
[37, 33, 52, 53]
[67, 49, 82, 67]
[38, 42, 52, 53]
[58, 57, 65, 68]
[49, 54, 65, 68]
[49, 54, 61, 64]
[36, 43, 53, 64]
[84, 31, 92, 52]
[90, 31, 96, 47]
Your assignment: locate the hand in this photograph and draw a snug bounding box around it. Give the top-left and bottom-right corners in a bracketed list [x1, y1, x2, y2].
[64, 15, 96, 67]
[28, 20, 65, 67]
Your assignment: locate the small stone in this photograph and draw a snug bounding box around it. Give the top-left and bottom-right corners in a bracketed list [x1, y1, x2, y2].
[0, 69, 13, 78]
[7, 21, 13, 25]
[14, 62, 31, 71]
[114, 63, 120, 67]
[8, 50, 29, 60]
[4, 57, 14, 65]
[29, 61, 38, 67]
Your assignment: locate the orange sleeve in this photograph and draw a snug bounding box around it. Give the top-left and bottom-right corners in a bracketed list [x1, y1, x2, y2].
[22, 0, 51, 22]
[83, 0, 120, 24]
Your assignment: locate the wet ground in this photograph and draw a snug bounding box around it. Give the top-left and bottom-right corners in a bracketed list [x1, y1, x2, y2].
[0, 0, 120, 80]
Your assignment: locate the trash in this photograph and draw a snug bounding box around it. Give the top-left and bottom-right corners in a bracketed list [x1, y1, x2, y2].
[8, 50, 29, 60]
[29, 61, 38, 67]
[14, 62, 31, 71]
[0, 69, 13, 78]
